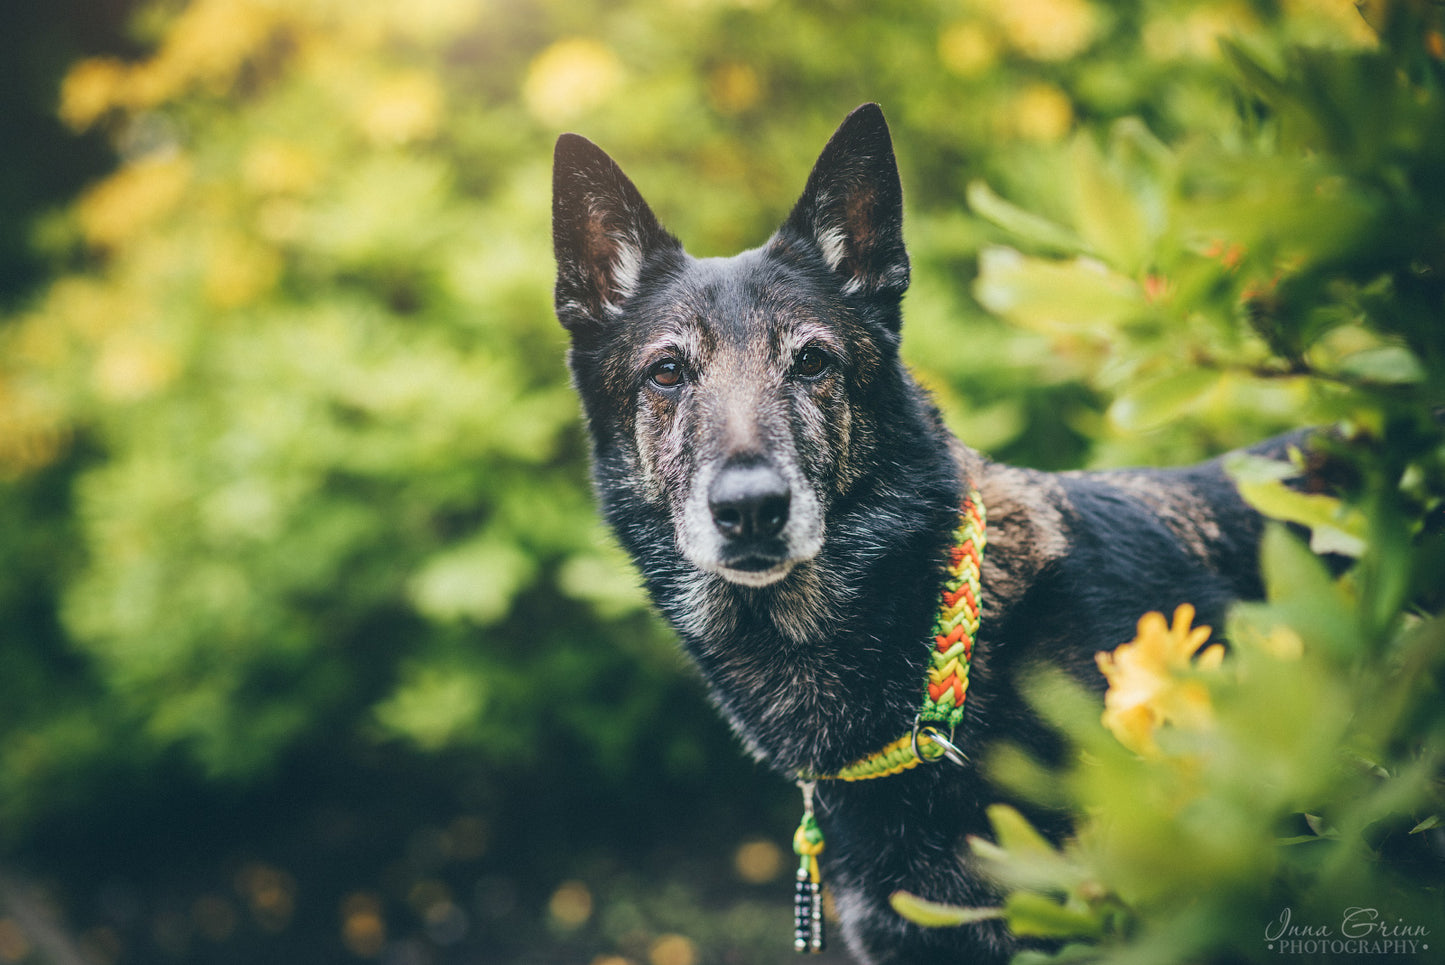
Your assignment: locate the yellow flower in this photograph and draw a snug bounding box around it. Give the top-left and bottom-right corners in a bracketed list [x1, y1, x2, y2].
[994, 0, 1099, 61]
[243, 140, 320, 196]
[59, 58, 128, 130]
[523, 38, 624, 127]
[1012, 83, 1074, 142]
[1095, 604, 1224, 756]
[76, 156, 192, 249]
[204, 234, 282, 309]
[938, 22, 1000, 78]
[359, 71, 444, 145]
[708, 63, 762, 116]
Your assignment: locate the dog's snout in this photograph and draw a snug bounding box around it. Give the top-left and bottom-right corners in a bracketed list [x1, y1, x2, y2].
[709, 463, 791, 541]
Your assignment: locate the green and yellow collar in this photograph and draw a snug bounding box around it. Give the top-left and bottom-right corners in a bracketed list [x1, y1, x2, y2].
[791, 489, 986, 953]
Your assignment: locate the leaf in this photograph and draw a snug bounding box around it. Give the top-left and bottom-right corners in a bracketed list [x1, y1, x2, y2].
[971, 806, 1089, 893]
[1231, 525, 1359, 662]
[372, 663, 488, 751]
[988, 804, 1058, 858]
[1261, 524, 1353, 614]
[1228, 454, 1368, 557]
[1108, 368, 1221, 432]
[889, 891, 1005, 928]
[1225, 453, 1301, 484]
[975, 247, 1145, 337]
[407, 534, 535, 624]
[1069, 132, 1155, 273]
[1005, 892, 1104, 940]
[1409, 815, 1442, 834]
[967, 181, 1083, 253]
[1013, 944, 1108, 965]
[1234, 480, 1367, 557]
[1336, 345, 1425, 385]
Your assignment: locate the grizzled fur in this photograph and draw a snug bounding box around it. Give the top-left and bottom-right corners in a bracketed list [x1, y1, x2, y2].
[553, 104, 1311, 964]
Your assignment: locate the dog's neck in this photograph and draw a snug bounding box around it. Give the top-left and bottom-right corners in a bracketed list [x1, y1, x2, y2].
[643, 423, 976, 776]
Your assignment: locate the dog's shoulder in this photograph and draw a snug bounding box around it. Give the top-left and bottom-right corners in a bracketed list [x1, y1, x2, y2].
[973, 457, 1072, 610]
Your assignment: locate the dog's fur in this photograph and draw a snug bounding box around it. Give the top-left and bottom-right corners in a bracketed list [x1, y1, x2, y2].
[552, 104, 1309, 964]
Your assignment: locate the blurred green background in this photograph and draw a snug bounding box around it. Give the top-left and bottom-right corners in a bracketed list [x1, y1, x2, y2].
[0, 1, 1428, 963]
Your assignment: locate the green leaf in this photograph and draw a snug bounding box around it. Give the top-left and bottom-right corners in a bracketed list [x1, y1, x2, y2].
[889, 891, 1005, 928]
[1410, 815, 1442, 834]
[407, 534, 535, 624]
[1234, 479, 1367, 557]
[1225, 452, 1301, 485]
[1005, 892, 1105, 940]
[1251, 525, 1358, 658]
[1069, 131, 1158, 273]
[987, 804, 1058, 859]
[372, 663, 488, 751]
[971, 804, 1089, 893]
[1013, 944, 1107, 965]
[1260, 524, 1343, 605]
[1336, 345, 1425, 385]
[1108, 368, 1221, 432]
[967, 180, 1083, 253]
[975, 247, 1145, 337]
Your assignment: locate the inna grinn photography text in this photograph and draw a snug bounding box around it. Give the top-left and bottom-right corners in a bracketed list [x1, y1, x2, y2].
[1265, 907, 1431, 957]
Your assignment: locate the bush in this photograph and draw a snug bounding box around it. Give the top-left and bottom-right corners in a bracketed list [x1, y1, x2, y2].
[895, 2, 1445, 960]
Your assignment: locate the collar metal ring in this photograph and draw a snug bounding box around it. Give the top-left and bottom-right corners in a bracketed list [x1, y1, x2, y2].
[911, 719, 968, 767]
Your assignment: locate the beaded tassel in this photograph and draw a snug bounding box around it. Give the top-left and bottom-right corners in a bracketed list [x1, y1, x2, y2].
[792, 782, 825, 953]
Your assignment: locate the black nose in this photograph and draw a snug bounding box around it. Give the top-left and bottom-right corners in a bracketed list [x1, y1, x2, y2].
[709, 463, 791, 541]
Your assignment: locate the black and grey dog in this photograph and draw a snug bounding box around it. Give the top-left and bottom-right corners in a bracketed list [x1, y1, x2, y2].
[552, 103, 1305, 964]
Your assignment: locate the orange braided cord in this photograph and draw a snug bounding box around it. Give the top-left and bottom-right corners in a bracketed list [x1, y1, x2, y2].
[921, 491, 985, 727]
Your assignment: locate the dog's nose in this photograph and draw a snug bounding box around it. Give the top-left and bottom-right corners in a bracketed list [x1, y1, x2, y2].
[709, 463, 791, 541]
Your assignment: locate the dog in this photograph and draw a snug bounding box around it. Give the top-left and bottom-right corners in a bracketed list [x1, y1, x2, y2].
[551, 103, 1313, 964]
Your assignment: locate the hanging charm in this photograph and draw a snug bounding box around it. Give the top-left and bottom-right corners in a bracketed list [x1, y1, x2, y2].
[792, 781, 825, 953]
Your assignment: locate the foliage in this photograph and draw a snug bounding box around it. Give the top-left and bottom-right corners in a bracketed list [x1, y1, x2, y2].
[0, 0, 1441, 962]
[891, 1, 1445, 961]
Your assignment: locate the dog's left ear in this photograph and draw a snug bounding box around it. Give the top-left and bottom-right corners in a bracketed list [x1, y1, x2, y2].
[776, 103, 909, 305]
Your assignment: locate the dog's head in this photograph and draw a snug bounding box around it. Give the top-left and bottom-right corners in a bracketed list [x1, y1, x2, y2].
[552, 104, 911, 589]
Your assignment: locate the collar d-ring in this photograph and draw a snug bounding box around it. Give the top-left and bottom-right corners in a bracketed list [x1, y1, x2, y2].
[911, 718, 969, 767]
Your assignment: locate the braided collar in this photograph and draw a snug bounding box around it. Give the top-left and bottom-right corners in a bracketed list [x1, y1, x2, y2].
[790, 491, 986, 953]
[811, 488, 986, 781]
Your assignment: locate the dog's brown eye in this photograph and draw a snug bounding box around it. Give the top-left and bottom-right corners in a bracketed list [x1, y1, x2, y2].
[792, 347, 830, 379]
[649, 358, 685, 388]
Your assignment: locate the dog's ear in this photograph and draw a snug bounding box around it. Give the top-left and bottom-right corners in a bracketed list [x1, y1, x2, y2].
[776, 103, 909, 305]
[552, 134, 681, 332]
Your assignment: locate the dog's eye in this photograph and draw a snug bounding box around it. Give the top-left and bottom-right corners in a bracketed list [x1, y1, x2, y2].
[792, 346, 831, 379]
[648, 358, 686, 389]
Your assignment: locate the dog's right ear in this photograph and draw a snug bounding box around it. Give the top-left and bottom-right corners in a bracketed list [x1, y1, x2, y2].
[552, 134, 681, 332]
